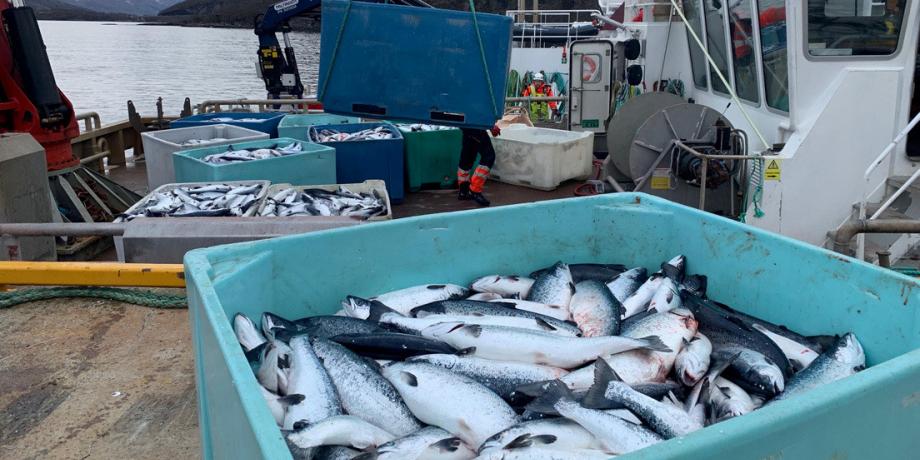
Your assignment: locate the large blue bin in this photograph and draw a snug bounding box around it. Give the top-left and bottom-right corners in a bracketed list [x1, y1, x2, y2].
[170, 113, 286, 137]
[277, 113, 361, 141]
[318, 0, 512, 129]
[309, 122, 405, 203]
[185, 193, 920, 460]
[172, 138, 336, 186]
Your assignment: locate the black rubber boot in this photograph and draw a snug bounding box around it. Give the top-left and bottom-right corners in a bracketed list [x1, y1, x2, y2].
[458, 182, 472, 201]
[469, 191, 491, 207]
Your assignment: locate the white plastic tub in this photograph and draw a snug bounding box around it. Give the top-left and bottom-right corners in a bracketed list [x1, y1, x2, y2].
[490, 127, 594, 191]
[140, 124, 269, 190]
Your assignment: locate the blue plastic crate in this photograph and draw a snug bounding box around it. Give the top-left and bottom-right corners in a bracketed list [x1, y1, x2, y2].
[277, 113, 361, 141]
[185, 193, 920, 460]
[318, 0, 512, 129]
[309, 122, 405, 203]
[173, 138, 336, 186]
[170, 113, 286, 137]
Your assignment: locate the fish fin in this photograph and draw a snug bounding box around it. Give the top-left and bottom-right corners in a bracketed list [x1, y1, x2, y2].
[660, 262, 684, 283]
[352, 453, 377, 460]
[278, 394, 305, 406]
[427, 284, 447, 290]
[569, 282, 576, 295]
[504, 434, 533, 450]
[277, 353, 291, 370]
[366, 300, 400, 322]
[292, 420, 310, 431]
[509, 275, 520, 281]
[514, 380, 554, 398]
[430, 437, 462, 453]
[708, 351, 741, 379]
[527, 434, 558, 446]
[665, 290, 675, 304]
[582, 358, 620, 409]
[399, 371, 418, 387]
[638, 335, 672, 353]
[490, 301, 517, 309]
[534, 317, 558, 331]
[464, 324, 482, 337]
[244, 342, 267, 362]
[524, 380, 572, 415]
[455, 347, 477, 356]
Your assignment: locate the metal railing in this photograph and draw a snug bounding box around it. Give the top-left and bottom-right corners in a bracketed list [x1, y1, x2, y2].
[75, 112, 102, 132]
[197, 98, 320, 114]
[506, 9, 602, 48]
[856, 110, 920, 260]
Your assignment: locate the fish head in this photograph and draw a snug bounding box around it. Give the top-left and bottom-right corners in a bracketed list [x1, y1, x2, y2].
[835, 333, 866, 370]
[747, 355, 786, 394]
[342, 296, 372, 320]
[420, 321, 466, 340]
[471, 276, 502, 292]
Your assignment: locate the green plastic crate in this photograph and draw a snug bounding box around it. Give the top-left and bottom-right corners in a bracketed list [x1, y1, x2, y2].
[398, 127, 463, 191]
[184, 193, 920, 460]
[172, 138, 336, 186]
[277, 113, 360, 141]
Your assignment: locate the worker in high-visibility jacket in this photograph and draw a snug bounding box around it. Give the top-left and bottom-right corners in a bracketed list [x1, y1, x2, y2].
[522, 72, 557, 121]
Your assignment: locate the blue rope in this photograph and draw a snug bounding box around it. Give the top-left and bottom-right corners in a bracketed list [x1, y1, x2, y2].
[318, 0, 354, 100]
[468, 0, 500, 119]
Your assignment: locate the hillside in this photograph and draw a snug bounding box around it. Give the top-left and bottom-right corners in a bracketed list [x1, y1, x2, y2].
[29, 0, 140, 21]
[159, 0, 601, 28]
[61, 0, 184, 16]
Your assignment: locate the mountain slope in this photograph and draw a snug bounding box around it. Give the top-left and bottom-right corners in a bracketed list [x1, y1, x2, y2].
[61, 0, 185, 16]
[29, 0, 139, 21]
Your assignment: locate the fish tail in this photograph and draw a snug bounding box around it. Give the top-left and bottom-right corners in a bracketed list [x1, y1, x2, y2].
[581, 358, 620, 409]
[524, 380, 573, 416]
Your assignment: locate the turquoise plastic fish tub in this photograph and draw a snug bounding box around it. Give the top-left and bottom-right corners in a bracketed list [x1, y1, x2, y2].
[277, 113, 361, 141]
[172, 138, 336, 186]
[184, 193, 920, 460]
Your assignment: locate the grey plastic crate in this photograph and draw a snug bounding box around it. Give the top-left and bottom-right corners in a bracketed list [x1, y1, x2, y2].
[140, 124, 269, 190]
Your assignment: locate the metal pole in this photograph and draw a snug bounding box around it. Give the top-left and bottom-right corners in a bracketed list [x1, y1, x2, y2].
[699, 160, 708, 210]
[0, 223, 125, 237]
[832, 219, 920, 255]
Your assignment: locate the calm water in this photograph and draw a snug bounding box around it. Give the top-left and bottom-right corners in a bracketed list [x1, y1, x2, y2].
[39, 21, 320, 124]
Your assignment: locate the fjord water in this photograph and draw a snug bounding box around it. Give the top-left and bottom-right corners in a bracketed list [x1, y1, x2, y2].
[39, 21, 320, 124]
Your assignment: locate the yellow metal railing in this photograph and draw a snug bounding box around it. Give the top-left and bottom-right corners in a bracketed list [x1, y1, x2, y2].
[0, 262, 185, 288]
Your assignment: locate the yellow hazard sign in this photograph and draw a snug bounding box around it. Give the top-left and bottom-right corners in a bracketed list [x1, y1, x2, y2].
[651, 169, 671, 190]
[765, 159, 781, 181]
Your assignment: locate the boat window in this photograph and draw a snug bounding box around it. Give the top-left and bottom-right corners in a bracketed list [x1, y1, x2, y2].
[704, 0, 731, 93]
[728, 0, 760, 103]
[807, 0, 906, 57]
[581, 54, 602, 84]
[683, 0, 709, 89]
[758, 0, 789, 111]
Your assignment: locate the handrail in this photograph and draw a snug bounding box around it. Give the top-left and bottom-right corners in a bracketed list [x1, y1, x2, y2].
[197, 98, 320, 114]
[855, 110, 920, 260]
[75, 112, 102, 132]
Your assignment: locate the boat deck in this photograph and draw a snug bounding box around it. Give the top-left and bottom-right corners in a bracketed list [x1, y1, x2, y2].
[0, 157, 585, 459]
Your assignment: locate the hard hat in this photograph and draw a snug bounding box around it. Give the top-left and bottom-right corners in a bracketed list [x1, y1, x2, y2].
[533, 72, 545, 81]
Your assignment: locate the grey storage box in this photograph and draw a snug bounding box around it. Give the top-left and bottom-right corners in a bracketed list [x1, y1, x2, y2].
[140, 124, 269, 190]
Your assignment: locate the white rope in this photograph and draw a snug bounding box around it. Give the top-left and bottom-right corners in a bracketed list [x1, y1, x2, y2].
[668, 0, 771, 151]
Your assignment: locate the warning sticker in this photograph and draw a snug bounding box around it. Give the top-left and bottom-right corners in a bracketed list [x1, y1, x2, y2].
[765, 159, 781, 181]
[651, 169, 671, 190]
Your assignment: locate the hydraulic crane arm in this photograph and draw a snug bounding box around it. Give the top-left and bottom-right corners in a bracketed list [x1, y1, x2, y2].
[254, 0, 431, 99]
